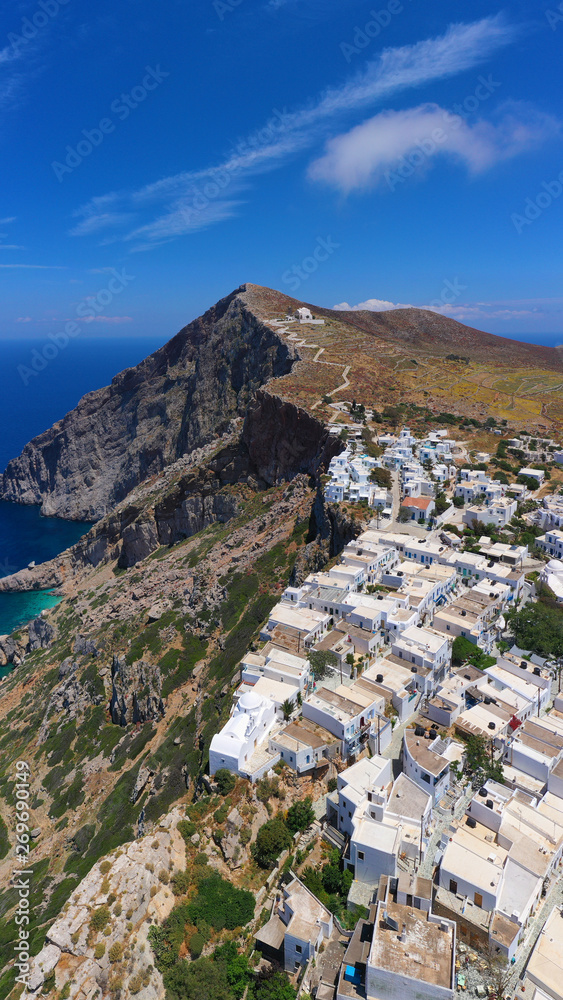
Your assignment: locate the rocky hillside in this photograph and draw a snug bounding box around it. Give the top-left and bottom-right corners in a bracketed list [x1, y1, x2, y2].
[0, 461, 363, 1000]
[0, 287, 297, 521]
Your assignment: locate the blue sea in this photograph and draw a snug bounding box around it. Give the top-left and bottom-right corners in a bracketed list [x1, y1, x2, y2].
[0, 336, 165, 637]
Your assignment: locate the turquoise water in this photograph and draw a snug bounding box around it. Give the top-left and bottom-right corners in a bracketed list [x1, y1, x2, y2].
[0, 335, 166, 637]
[0, 501, 93, 636]
[0, 593, 62, 662]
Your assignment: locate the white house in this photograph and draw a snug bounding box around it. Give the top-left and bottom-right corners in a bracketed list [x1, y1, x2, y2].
[337, 887, 456, 1000]
[519, 466, 545, 485]
[303, 680, 385, 756]
[462, 498, 517, 530]
[327, 755, 392, 838]
[403, 728, 463, 805]
[537, 529, 563, 560]
[346, 774, 433, 887]
[391, 625, 451, 690]
[255, 876, 333, 973]
[209, 690, 277, 779]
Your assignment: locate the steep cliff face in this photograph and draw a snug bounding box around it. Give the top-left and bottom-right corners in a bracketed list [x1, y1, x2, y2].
[0, 395, 343, 592]
[242, 389, 342, 484]
[0, 287, 296, 521]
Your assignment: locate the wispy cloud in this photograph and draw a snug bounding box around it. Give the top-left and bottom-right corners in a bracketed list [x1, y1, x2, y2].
[0, 216, 16, 225]
[309, 101, 559, 192]
[0, 264, 66, 269]
[80, 315, 133, 324]
[0, 244, 24, 250]
[69, 15, 520, 250]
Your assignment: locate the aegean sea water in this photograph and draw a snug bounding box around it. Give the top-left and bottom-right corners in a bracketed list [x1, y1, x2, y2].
[0, 336, 165, 638]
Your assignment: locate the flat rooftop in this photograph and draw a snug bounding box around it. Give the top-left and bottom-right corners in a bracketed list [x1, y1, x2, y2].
[404, 729, 450, 776]
[369, 901, 454, 989]
[275, 719, 336, 751]
[526, 905, 563, 999]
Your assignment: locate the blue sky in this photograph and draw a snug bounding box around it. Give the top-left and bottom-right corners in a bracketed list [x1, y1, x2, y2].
[1, 0, 562, 342]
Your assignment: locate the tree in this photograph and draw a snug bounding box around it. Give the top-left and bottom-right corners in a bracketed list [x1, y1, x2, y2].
[280, 698, 294, 722]
[253, 968, 297, 1000]
[452, 635, 495, 671]
[434, 491, 450, 515]
[369, 466, 392, 488]
[462, 733, 504, 786]
[308, 649, 338, 680]
[286, 796, 315, 833]
[163, 956, 233, 1000]
[253, 817, 292, 868]
[214, 768, 236, 795]
[397, 506, 411, 523]
[507, 601, 563, 658]
[453, 496, 464, 508]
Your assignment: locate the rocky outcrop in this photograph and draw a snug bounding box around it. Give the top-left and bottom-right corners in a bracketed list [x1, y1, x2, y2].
[110, 656, 164, 726]
[28, 617, 55, 652]
[29, 810, 185, 999]
[243, 389, 342, 484]
[289, 484, 362, 586]
[1, 287, 296, 521]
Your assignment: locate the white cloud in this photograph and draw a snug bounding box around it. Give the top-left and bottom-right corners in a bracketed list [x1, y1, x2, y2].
[333, 296, 561, 323]
[0, 264, 65, 269]
[309, 101, 559, 192]
[69, 15, 519, 250]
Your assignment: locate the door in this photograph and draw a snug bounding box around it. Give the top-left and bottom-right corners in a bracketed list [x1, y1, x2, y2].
[449, 879, 458, 894]
[474, 892, 483, 907]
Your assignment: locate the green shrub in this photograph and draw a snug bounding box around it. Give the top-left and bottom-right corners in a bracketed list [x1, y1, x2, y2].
[108, 942, 123, 963]
[253, 817, 292, 869]
[286, 797, 314, 834]
[94, 943, 106, 960]
[185, 873, 254, 931]
[171, 870, 191, 895]
[177, 819, 196, 844]
[214, 769, 236, 795]
[90, 906, 110, 933]
[189, 932, 205, 958]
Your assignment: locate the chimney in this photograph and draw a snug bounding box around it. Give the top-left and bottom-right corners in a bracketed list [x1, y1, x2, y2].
[400, 923, 407, 943]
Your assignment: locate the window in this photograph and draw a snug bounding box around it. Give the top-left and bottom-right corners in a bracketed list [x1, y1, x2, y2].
[295, 945, 302, 954]
[422, 773, 431, 784]
[358, 851, 365, 861]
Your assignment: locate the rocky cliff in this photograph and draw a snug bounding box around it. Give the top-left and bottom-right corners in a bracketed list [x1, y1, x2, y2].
[0, 287, 297, 521]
